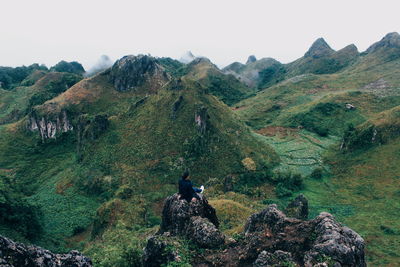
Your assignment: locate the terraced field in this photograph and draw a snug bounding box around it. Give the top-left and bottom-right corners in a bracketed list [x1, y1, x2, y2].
[253, 127, 338, 177]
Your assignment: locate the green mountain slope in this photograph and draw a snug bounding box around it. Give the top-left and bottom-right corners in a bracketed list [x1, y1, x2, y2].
[231, 32, 400, 266]
[0, 55, 278, 256]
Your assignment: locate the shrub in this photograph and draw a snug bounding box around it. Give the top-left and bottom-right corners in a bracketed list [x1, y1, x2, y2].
[50, 61, 85, 75]
[273, 172, 304, 199]
[0, 175, 43, 240]
[310, 168, 324, 179]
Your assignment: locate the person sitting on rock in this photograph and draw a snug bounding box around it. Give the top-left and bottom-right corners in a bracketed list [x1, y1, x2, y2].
[178, 170, 204, 202]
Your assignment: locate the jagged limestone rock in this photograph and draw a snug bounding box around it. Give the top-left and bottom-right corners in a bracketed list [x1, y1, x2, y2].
[285, 194, 309, 220]
[146, 194, 366, 267]
[27, 110, 73, 141]
[253, 250, 294, 267]
[0, 235, 92, 267]
[159, 193, 219, 236]
[187, 216, 225, 248]
[304, 212, 366, 267]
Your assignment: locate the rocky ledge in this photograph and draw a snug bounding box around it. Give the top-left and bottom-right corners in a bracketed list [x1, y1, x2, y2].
[144, 194, 366, 267]
[0, 235, 92, 267]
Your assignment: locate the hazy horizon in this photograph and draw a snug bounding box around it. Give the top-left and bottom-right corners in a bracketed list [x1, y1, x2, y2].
[1, 0, 399, 70]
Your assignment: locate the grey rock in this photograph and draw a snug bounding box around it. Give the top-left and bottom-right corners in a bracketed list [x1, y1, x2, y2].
[254, 250, 294, 267]
[244, 204, 287, 235]
[143, 235, 180, 267]
[27, 110, 73, 141]
[285, 194, 309, 220]
[304, 212, 366, 267]
[187, 216, 225, 248]
[159, 193, 219, 236]
[0, 235, 92, 267]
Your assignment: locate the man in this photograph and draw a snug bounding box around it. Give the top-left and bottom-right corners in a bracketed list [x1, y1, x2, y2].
[178, 170, 204, 202]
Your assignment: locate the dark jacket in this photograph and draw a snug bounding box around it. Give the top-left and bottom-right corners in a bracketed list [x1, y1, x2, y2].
[179, 178, 196, 202]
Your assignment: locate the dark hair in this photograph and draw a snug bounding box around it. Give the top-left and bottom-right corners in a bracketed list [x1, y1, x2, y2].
[182, 170, 190, 179]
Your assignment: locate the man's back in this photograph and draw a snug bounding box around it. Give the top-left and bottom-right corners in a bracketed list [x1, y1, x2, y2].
[179, 178, 194, 202]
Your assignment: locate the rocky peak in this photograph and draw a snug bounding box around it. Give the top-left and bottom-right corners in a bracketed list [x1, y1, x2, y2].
[339, 44, 359, 54]
[246, 55, 257, 64]
[305, 37, 334, 58]
[109, 55, 171, 92]
[366, 32, 400, 53]
[0, 235, 92, 266]
[179, 51, 196, 64]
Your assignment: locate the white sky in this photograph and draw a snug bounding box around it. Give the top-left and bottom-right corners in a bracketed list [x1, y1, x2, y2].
[0, 0, 399, 69]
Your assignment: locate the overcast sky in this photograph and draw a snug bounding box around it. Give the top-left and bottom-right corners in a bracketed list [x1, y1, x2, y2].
[1, 0, 399, 69]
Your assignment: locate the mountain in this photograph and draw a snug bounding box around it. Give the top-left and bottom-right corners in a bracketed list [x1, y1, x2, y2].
[185, 57, 256, 105]
[285, 40, 359, 77]
[304, 38, 334, 58]
[223, 38, 359, 89]
[223, 57, 282, 88]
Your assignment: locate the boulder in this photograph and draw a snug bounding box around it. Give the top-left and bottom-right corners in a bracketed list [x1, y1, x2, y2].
[159, 193, 219, 236]
[285, 194, 309, 220]
[144, 194, 223, 266]
[187, 216, 225, 248]
[143, 235, 181, 267]
[0, 235, 92, 267]
[304, 212, 366, 267]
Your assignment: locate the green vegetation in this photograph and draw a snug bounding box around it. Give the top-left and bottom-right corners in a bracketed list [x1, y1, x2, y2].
[50, 60, 85, 75]
[0, 72, 82, 125]
[0, 64, 48, 90]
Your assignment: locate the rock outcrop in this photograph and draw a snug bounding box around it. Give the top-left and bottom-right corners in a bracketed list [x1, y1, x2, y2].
[285, 193, 308, 220]
[145, 194, 366, 267]
[27, 110, 73, 141]
[158, 193, 220, 238]
[0, 235, 92, 267]
[144, 193, 224, 266]
[109, 55, 170, 92]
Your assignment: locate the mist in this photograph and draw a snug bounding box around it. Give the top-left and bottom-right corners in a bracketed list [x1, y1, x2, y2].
[85, 55, 114, 77]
